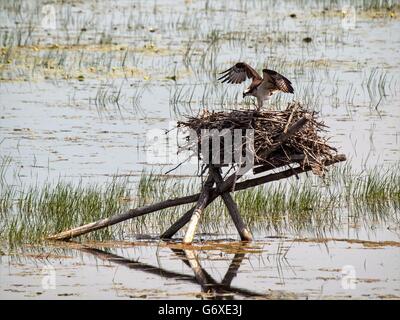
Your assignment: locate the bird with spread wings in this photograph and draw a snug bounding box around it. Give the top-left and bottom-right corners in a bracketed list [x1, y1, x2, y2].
[218, 62, 294, 109]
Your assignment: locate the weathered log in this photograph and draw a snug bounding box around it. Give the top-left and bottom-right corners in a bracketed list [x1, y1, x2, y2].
[160, 160, 287, 239]
[161, 154, 346, 239]
[253, 154, 305, 174]
[183, 176, 214, 243]
[183, 165, 253, 243]
[160, 165, 253, 239]
[238, 154, 346, 190]
[47, 193, 200, 241]
[160, 206, 198, 239]
[209, 166, 252, 241]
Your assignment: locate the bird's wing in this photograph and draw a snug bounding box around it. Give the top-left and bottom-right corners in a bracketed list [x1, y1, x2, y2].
[262, 69, 294, 93]
[218, 62, 262, 84]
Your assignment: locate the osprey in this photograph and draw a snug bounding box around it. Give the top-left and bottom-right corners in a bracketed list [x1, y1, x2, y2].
[218, 62, 294, 109]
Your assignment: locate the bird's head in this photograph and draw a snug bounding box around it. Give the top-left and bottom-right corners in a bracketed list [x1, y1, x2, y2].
[242, 88, 251, 98]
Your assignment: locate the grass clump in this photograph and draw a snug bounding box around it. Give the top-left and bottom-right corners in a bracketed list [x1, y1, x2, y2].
[0, 179, 131, 245]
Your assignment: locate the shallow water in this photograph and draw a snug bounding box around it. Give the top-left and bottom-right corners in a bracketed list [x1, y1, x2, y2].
[1, 238, 399, 299]
[0, 0, 399, 299]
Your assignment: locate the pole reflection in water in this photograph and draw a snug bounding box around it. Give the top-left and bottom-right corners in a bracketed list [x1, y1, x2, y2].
[76, 242, 263, 299]
[171, 248, 247, 299]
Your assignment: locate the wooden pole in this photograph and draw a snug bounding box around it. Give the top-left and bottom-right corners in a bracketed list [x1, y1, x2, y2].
[160, 158, 261, 240]
[160, 164, 254, 239]
[47, 193, 200, 241]
[160, 154, 346, 239]
[253, 154, 305, 174]
[209, 166, 252, 241]
[233, 154, 346, 191]
[183, 175, 214, 243]
[160, 206, 197, 239]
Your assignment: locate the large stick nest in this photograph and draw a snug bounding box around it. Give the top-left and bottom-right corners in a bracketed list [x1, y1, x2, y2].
[178, 102, 339, 176]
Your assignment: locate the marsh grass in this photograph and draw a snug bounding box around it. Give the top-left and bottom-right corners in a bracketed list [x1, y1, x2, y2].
[1, 0, 398, 117]
[0, 162, 399, 245]
[0, 178, 131, 245]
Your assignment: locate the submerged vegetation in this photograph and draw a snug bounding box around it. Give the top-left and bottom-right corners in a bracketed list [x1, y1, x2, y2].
[1, 0, 399, 115]
[0, 162, 399, 245]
